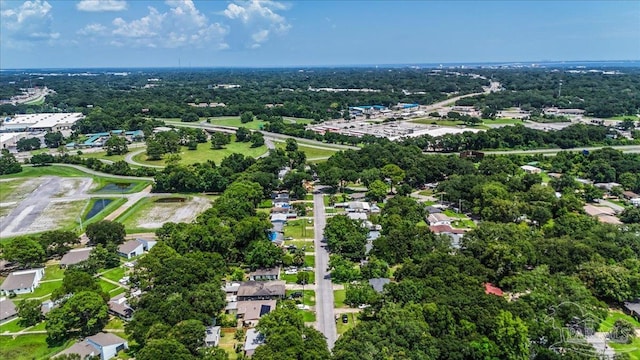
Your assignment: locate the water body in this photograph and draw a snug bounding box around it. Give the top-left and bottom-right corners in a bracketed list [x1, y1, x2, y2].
[85, 199, 113, 220]
[95, 183, 135, 193]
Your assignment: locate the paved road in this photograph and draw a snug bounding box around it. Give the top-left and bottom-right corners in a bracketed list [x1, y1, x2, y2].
[313, 191, 337, 350]
[124, 149, 164, 168]
[0, 177, 60, 236]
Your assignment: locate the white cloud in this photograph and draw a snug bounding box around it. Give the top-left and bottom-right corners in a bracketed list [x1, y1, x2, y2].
[0, 0, 59, 46]
[76, 0, 127, 12]
[105, 1, 227, 48]
[221, 0, 291, 48]
[77, 23, 107, 35]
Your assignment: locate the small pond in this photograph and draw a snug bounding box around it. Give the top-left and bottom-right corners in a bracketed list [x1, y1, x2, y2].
[85, 199, 113, 220]
[95, 183, 135, 193]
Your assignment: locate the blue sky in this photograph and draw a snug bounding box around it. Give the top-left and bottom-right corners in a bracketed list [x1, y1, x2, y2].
[0, 0, 638, 68]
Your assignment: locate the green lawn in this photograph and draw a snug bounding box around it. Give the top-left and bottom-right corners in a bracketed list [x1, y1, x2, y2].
[283, 117, 314, 125]
[284, 220, 313, 239]
[15, 280, 62, 301]
[483, 118, 524, 125]
[132, 140, 267, 167]
[599, 311, 640, 332]
[286, 240, 313, 250]
[336, 312, 358, 335]
[98, 279, 119, 293]
[109, 287, 126, 297]
[334, 289, 346, 308]
[24, 96, 45, 106]
[304, 255, 315, 268]
[80, 150, 127, 163]
[609, 338, 640, 359]
[218, 328, 240, 360]
[258, 199, 273, 208]
[604, 115, 639, 121]
[105, 317, 125, 331]
[302, 310, 316, 322]
[28, 321, 47, 332]
[0, 165, 92, 179]
[101, 267, 126, 283]
[0, 179, 31, 202]
[207, 117, 268, 130]
[0, 319, 27, 333]
[42, 265, 65, 282]
[451, 219, 476, 229]
[281, 271, 315, 285]
[286, 290, 316, 306]
[274, 142, 339, 160]
[0, 334, 71, 360]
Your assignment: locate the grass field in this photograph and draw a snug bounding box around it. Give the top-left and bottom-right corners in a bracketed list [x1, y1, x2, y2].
[0, 334, 71, 360]
[100, 267, 126, 283]
[337, 312, 358, 335]
[334, 289, 346, 308]
[483, 118, 524, 125]
[274, 142, 339, 160]
[15, 280, 62, 301]
[0, 165, 90, 179]
[218, 329, 240, 360]
[284, 219, 313, 239]
[23, 96, 45, 106]
[80, 150, 127, 163]
[286, 240, 313, 250]
[604, 115, 639, 121]
[281, 271, 315, 285]
[598, 311, 640, 359]
[0, 319, 27, 333]
[116, 195, 211, 232]
[207, 116, 268, 130]
[41, 265, 65, 282]
[132, 140, 267, 167]
[99, 279, 119, 293]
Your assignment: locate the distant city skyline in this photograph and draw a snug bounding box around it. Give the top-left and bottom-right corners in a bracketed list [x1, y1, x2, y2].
[1, 0, 638, 69]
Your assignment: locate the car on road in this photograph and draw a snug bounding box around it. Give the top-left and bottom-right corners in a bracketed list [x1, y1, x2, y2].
[342, 314, 349, 323]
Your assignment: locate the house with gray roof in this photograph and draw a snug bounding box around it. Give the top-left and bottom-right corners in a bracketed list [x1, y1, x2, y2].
[0, 297, 17, 323]
[236, 300, 276, 327]
[237, 281, 286, 301]
[368, 278, 391, 293]
[624, 301, 640, 321]
[55, 332, 128, 360]
[248, 267, 280, 281]
[0, 268, 44, 295]
[60, 247, 93, 268]
[117, 239, 156, 259]
[244, 328, 265, 357]
[108, 293, 133, 321]
[204, 326, 221, 347]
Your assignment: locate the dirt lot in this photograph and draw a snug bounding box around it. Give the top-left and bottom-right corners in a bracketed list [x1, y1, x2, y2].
[129, 196, 212, 229]
[0, 178, 44, 203]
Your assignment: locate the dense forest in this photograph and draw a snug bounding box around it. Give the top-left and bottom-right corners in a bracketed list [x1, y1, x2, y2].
[456, 68, 640, 117]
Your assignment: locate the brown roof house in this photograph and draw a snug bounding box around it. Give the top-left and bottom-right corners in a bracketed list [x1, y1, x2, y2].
[59, 247, 93, 268]
[237, 300, 277, 327]
[55, 332, 128, 360]
[108, 293, 133, 321]
[237, 281, 286, 301]
[0, 268, 44, 296]
[0, 297, 18, 323]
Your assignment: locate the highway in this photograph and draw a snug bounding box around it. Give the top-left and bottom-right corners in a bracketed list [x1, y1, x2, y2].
[313, 191, 337, 350]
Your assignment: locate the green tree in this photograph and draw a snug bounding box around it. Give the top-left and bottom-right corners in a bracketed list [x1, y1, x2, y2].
[44, 131, 64, 148]
[2, 237, 45, 268]
[324, 215, 368, 261]
[0, 149, 22, 175]
[104, 135, 128, 156]
[170, 319, 206, 355]
[611, 319, 636, 344]
[52, 269, 107, 301]
[211, 132, 230, 149]
[146, 139, 165, 160]
[381, 164, 405, 193]
[360, 256, 389, 279]
[85, 220, 126, 246]
[30, 153, 55, 166]
[240, 112, 254, 124]
[344, 282, 378, 307]
[249, 132, 264, 148]
[46, 291, 109, 344]
[137, 339, 195, 360]
[296, 271, 310, 285]
[17, 299, 44, 327]
[16, 137, 41, 151]
[366, 179, 388, 202]
[246, 241, 283, 270]
[38, 230, 79, 258]
[620, 207, 640, 224]
[235, 127, 250, 142]
[328, 254, 361, 283]
[492, 310, 529, 360]
[181, 112, 199, 123]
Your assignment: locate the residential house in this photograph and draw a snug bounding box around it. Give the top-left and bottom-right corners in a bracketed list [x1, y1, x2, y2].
[272, 192, 290, 202]
[623, 301, 640, 322]
[55, 332, 128, 360]
[520, 165, 542, 174]
[425, 206, 443, 214]
[368, 278, 390, 294]
[594, 182, 622, 192]
[622, 191, 640, 200]
[270, 213, 288, 223]
[237, 281, 286, 301]
[108, 293, 133, 321]
[429, 225, 466, 249]
[0, 297, 17, 323]
[484, 283, 504, 297]
[237, 300, 276, 327]
[0, 268, 45, 295]
[244, 328, 265, 357]
[204, 326, 221, 347]
[59, 247, 93, 268]
[347, 201, 370, 213]
[427, 213, 452, 226]
[349, 192, 367, 201]
[271, 207, 290, 214]
[249, 267, 280, 281]
[347, 212, 368, 221]
[583, 204, 622, 224]
[631, 198, 640, 207]
[41, 300, 54, 315]
[117, 238, 156, 259]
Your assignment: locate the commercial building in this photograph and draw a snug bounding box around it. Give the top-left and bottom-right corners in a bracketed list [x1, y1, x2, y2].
[1, 113, 84, 132]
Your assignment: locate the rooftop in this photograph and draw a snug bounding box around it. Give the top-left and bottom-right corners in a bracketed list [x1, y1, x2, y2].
[244, 328, 265, 352]
[0, 298, 17, 320]
[118, 239, 143, 255]
[60, 247, 93, 266]
[237, 300, 276, 320]
[0, 268, 43, 292]
[237, 281, 286, 298]
[368, 278, 390, 293]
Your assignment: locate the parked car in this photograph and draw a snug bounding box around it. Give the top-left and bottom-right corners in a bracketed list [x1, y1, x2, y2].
[303, 266, 314, 271]
[296, 304, 310, 310]
[342, 314, 349, 323]
[290, 291, 303, 298]
[118, 276, 130, 285]
[285, 269, 298, 275]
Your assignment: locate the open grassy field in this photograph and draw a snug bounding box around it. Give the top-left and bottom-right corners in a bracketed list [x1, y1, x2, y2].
[274, 142, 339, 160]
[0, 319, 27, 333]
[0, 165, 91, 179]
[284, 219, 313, 239]
[334, 289, 346, 308]
[0, 334, 71, 360]
[206, 116, 268, 130]
[14, 280, 62, 301]
[598, 310, 640, 359]
[132, 140, 267, 167]
[218, 328, 240, 360]
[80, 150, 127, 163]
[100, 267, 126, 283]
[116, 195, 211, 232]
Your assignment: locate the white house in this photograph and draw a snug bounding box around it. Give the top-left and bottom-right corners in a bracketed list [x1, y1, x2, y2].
[427, 213, 452, 226]
[204, 326, 221, 347]
[117, 239, 156, 259]
[56, 332, 128, 360]
[520, 165, 542, 174]
[0, 268, 45, 295]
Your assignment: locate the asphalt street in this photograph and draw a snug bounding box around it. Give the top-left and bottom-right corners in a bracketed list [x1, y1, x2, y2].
[313, 191, 337, 350]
